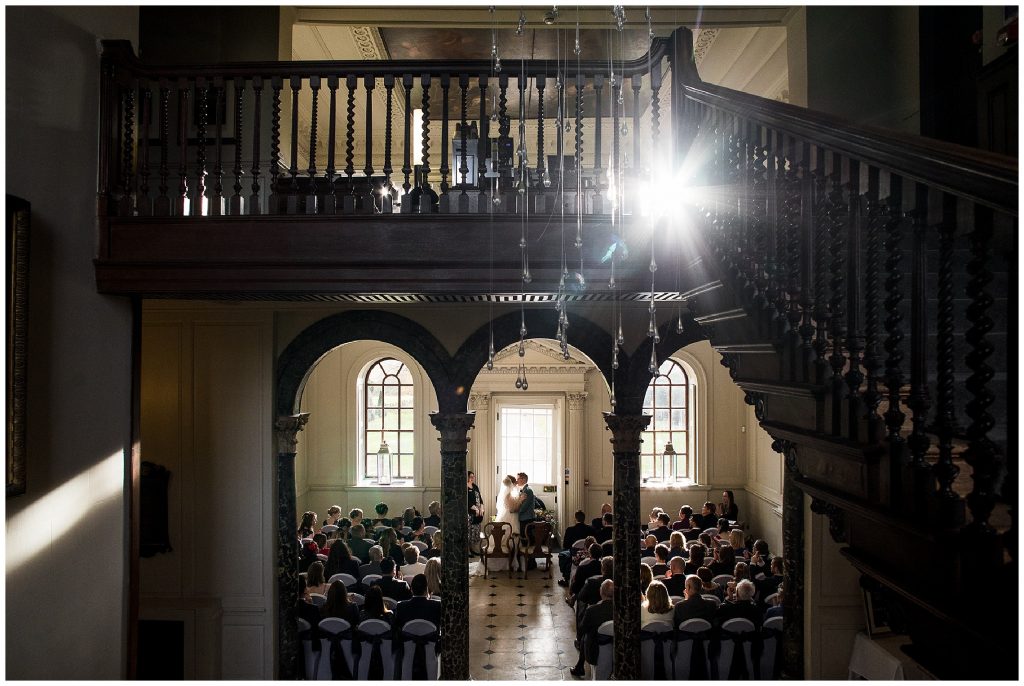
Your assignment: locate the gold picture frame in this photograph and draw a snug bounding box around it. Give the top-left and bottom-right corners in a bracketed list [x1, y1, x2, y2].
[7, 195, 29, 497]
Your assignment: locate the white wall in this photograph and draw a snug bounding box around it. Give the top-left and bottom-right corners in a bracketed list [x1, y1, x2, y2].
[5, 6, 138, 679]
[140, 306, 276, 679]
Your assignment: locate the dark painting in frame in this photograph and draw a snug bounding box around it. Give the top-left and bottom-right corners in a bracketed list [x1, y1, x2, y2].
[7, 195, 29, 497]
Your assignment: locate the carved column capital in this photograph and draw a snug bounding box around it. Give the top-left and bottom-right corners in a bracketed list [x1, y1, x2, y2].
[274, 413, 310, 454]
[566, 391, 588, 411]
[468, 392, 491, 411]
[603, 412, 652, 454]
[429, 412, 476, 453]
[810, 497, 848, 543]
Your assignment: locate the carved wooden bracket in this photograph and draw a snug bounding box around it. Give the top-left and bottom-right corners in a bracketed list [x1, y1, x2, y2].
[810, 497, 848, 543]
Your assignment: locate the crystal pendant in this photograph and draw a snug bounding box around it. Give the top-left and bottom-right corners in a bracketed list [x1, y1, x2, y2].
[521, 377, 529, 391]
[616, 319, 624, 346]
[523, 269, 532, 283]
[490, 110, 499, 123]
[650, 255, 657, 272]
[515, 373, 523, 389]
[518, 340, 525, 357]
[612, 345, 619, 370]
[574, 38, 581, 55]
[620, 122, 628, 136]
[617, 91, 625, 106]
[565, 119, 572, 133]
[649, 346, 658, 374]
[676, 314, 684, 334]
[486, 335, 495, 370]
[542, 171, 551, 188]
[608, 275, 616, 288]
[492, 195, 502, 206]
[563, 349, 570, 360]
[495, 57, 502, 73]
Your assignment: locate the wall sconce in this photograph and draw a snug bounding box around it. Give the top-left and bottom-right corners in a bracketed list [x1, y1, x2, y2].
[377, 441, 392, 485]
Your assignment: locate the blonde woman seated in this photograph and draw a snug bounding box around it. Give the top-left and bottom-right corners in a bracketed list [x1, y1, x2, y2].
[640, 580, 675, 626]
[424, 557, 442, 598]
[303, 561, 329, 598]
[639, 562, 654, 595]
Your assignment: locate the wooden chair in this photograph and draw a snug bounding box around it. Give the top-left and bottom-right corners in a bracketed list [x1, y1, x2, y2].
[480, 521, 516, 578]
[518, 521, 553, 579]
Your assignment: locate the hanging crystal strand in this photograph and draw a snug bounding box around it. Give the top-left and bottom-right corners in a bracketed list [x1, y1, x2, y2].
[487, 329, 495, 370]
[677, 303, 685, 334]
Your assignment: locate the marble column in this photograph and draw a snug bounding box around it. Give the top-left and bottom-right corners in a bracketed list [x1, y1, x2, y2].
[603, 412, 650, 681]
[778, 439, 805, 679]
[565, 392, 588, 523]
[274, 413, 309, 680]
[468, 393, 491, 505]
[429, 411, 476, 681]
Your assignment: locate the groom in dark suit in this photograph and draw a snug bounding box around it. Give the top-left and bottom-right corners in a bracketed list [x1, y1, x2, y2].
[517, 472, 539, 570]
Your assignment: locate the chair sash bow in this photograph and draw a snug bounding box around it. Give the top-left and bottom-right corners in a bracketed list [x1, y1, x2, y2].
[720, 628, 757, 680]
[402, 630, 440, 680]
[326, 628, 355, 680]
[359, 630, 390, 680]
[677, 629, 712, 680]
[639, 629, 673, 680]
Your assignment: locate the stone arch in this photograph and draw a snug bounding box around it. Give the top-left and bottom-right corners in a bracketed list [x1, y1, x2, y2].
[615, 318, 708, 414]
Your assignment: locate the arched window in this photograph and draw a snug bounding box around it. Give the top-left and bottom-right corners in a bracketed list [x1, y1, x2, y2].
[363, 357, 415, 482]
[641, 357, 696, 485]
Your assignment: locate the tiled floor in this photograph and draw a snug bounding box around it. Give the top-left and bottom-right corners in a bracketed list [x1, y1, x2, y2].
[468, 561, 581, 681]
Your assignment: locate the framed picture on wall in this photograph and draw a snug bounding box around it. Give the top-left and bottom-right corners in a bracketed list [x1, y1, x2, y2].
[6, 195, 29, 497]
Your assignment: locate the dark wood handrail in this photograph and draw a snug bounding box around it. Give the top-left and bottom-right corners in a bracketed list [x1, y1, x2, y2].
[101, 37, 673, 80]
[683, 81, 1018, 214]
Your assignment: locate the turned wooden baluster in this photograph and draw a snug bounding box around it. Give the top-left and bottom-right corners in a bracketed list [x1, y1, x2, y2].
[193, 77, 208, 217]
[458, 74, 469, 191]
[383, 74, 395, 206]
[286, 75, 300, 213]
[844, 160, 864, 441]
[882, 175, 907, 507]
[592, 73, 604, 210]
[932, 192, 962, 526]
[402, 74, 413, 198]
[419, 73, 432, 213]
[119, 79, 136, 216]
[229, 77, 243, 216]
[573, 73, 584, 217]
[363, 74, 375, 210]
[323, 75, 338, 214]
[138, 82, 153, 217]
[963, 204, 1000, 540]
[344, 74, 356, 209]
[268, 76, 283, 214]
[479, 74, 491, 193]
[249, 76, 263, 215]
[906, 183, 932, 512]
[174, 78, 190, 217]
[739, 120, 756, 301]
[827, 154, 848, 436]
[535, 73, 546, 189]
[305, 75, 320, 215]
[210, 78, 225, 216]
[440, 74, 451, 196]
[811, 147, 831, 384]
[765, 129, 782, 333]
[861, 167, 884, 441]
[796, 141, 815, 382]
[750, 126, 769, 313]
[631, 75, 642, 172]
[783, 136, 804, 374]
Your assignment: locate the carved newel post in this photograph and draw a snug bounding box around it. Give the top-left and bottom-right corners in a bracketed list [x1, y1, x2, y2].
[274, 413, 309, 680]
[429, 411, 476, 681]
[603, 412, 650, 681]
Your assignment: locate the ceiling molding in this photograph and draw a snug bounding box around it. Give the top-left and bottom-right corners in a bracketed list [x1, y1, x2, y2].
[492, 339, 588, 365]
[693, 28, 720, 67]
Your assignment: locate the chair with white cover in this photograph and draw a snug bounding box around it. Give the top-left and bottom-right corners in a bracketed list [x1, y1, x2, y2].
[355, 618, 395, 680]
[374, 525, 388, 535]
[297, 618, 319, 680]
[423, 525, 439, 536]
[399, 619, 440, 680]
[639, 621, 674, 679]
[480, 521, 516, 578]
[641, 556, 658, 567]
[362, 574, 382, 588]
[702, 594, 722, 607]
[763, 592, 780, 608]
[321, 524, 339, 535]
[593, 620, 615, 680]
[382, 596, 398, 611]
[760, 615, 783, 680]
[674, 618, 712, 680]
[400, 526, 412, 536]
[717, 617, 756, 679]
[418, 555, 429, 565]
[712, 574, 734, 589]
[329, 573, 359, 589]
[308, 593, 327, 607]
[317, 617, 356, 680]
[670, 595, 684, 606]
[409, 540, 428, 552]
[301, 537, 314, 546]
[348, 593, 365, 607]
[317, 553, 329, 562]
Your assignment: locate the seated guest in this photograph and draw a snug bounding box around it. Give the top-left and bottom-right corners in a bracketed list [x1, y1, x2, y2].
[298, 511, 318, 539]
[348, 525, 372, 561]
[359, 545, 384, 580]
[641, 534, 658, 555]
[591, 503, 612, 532]
[295, 582, 323, 631]
[640, 562, 654, 594]
[717, 579, 761, 627]
[423, 531, 443, 559]
[312, 533, 330, 557]
[600, 539, 614, 558]
[668, 531, 687, 560]
[641, 580, 675, 626]
[323, 505, 343, 528]
[673, 575, 717, 624]
[652, 544, 671, 577]
[717, 518, 732, 537]
[359, 584, 394, 626]
[697, 566, 723, 599]
[577, 556, 614, 607]
[734, 561, 751, 584]
[595, 512, 614, 544]
[693, 501, 718, 530]
[372, 558, 412, 601]
[404, 516, 428, 543]
[672, 505, 695, 531]
[644, 507, 664, 533]
[698, 531, 716, 553]
[764, 584, 784, 620]
[756, 556, 785, 599]
[377, 528, 405, 567]
[334, 518, 352, 542]
[304, 561, 329, 598]
[325, 540, 361, 581]
[402, 506, 418, 528]
[569, 579, 614, 677]
[662, 557, 687, 597]
[748, 539, 771, 576]
[559, 511, 595, 586]
[728, 529, 748, 558]
[394, 574, 441, 632]
[372, 502, 390, 527]
[424, 557, 442, 598]
[569, 543, 604, 601]
[347, 508, 362, 528]
[299, 538, 320, 574]
[424, 501, 442, 528]
[400, 544, 425, 578]
[709, 544, 736, 578]
[650, 512, 673, 542]
[683, 542, 706, 575]
[719, 490, 739, 522]
[321, 580, 360, 626]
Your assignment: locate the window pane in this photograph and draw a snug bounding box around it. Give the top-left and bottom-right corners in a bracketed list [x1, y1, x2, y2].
[381, 358, 402, 375]
[397, 365, 413, 384]
[671, 385, 685, 407]
[383, 385, 399, 408]
[655, 386, 669, 406]
[399, 431, 413, 454]
[368, 364, 385, 384]
[641, 454, 652, 478]
[366, 454, 378, 477]
[383, 408, 399, 430]
[399, 453, 413, 477]
[399, 408, 414, 428]
[367, 407, 382, 430]
[643, 389, 653, 409]
[400, 386, 414, 408]
[655, 409, 669, 429]
[383, 431, 399, 449]
[671, 409, 686, 430]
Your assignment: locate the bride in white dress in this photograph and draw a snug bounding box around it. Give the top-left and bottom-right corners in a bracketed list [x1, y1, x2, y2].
[495, 475, 521, 529]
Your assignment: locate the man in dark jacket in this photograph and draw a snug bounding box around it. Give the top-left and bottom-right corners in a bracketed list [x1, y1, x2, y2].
[716, 579, 762, 627]
[662, 557, 688, 597]
[591, 503, 611, 532]
[558, 510, 596, 586]
[568, 543, 603, 601]
[576, 556, 613, 607]
[595, 512, 614, 544]
[569, 579, 614, 677]
[393, 574, 441, 632]
[673, 575, 717, 625]
[371, 558, 412, 601]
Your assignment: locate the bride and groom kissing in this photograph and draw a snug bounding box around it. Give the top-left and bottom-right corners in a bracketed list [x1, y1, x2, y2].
[495, 472, 537, 538]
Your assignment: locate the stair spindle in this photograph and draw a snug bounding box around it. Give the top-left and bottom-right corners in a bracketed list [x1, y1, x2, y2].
[592, 73, 604, 210]
[420, 74, 431, 192]
[440, 74, 450, 196]
[535, 73, 546, 189]
[193, 78, 208, 217]
[138, 83, 152, 217]
[344, 74, 356, 206]
[784, 136, 804, 374]
[383, 74, 395, 206]
[402, 74, 413, 203]
[175, 78, 190, 217]
[286, 76, 300, 213]
[323, 75, 338, 214]
[844, 159, 864, 440]
[305, 75, 320, 215]
[480, 74, 492, 194]
[228, 77, 242, 216]
[269, 77, 283, 214]
[751, 126, 769, 313]
[631, 75, 642, 172]
[574, 74, 584, 216]
[811, 146, 831, 384]
[766, 129, 783, 334]
[210, 79, 224, 216]
[861, 166, 884, 440]
[906, 183, 933, 511]
[363, 75, 375, 209]
[119, 81, 136, 217]
[249, 76, 263, 215]
[827, 153, 848, 436]
[882, 175, 907, 508]
[458, 75, 469, 190]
